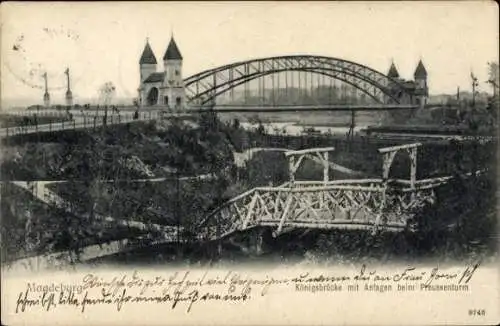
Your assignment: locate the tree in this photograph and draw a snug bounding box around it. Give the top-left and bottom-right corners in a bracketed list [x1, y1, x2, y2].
[232, 118, 240, 130]
[487, 62, 499, 96]
[98, 82, 116, 106]
[470, 72, 480, 107]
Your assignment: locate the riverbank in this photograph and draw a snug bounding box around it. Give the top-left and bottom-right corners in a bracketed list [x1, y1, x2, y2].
[1, 112, 497, 267]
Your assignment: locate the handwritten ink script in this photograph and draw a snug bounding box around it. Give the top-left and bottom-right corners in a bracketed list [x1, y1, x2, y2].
[14, 261, 481, 314]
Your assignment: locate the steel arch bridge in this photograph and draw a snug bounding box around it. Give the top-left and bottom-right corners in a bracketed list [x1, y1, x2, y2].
[184, 55, 410, 106]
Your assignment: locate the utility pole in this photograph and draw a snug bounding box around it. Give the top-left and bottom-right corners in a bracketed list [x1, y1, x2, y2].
[347, 110, 355, 140]
[455, 86, 461, 122]
[471, 72, 479, 108]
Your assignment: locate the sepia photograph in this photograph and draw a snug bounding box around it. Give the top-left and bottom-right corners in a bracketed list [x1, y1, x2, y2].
[1, 1, 499, 325]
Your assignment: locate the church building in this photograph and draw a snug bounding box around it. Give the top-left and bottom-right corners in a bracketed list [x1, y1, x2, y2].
[137, 37, 186, 109]
[386, 59, 429, 108]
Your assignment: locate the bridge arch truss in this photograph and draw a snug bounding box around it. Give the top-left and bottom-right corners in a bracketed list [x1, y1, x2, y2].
[184, 55, 410, 105]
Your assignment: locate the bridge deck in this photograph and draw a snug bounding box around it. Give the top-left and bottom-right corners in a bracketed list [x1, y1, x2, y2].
[189, 104, 419, 112]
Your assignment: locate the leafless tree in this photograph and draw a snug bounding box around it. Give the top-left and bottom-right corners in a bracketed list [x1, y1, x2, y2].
[98, 82, 116, 106]
[487, 62, 499, 97]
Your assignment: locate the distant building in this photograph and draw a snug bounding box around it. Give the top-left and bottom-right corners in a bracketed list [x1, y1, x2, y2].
[386, 60, 429, 108]
[137, 37, 186, 110]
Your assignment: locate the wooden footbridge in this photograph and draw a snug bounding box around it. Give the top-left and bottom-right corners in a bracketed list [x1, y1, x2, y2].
[197, 143, 446, 242]
[4, 142, 469, 271]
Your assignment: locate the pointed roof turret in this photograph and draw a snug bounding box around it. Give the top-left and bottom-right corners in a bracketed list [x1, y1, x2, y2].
[139, 39, 157, 64]
[163, 36, 183, 60]
[387, 62, 400, 78]
[414, 59, 428, 78]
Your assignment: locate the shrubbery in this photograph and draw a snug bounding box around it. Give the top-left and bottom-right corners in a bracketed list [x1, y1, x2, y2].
[1, 109, 497, 264]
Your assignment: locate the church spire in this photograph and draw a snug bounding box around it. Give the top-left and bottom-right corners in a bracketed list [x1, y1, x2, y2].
[414, 59, 427, 79]
[139, 38, 157, 64]
[163, 36, 183, 61]
[387, 61, 400, 78]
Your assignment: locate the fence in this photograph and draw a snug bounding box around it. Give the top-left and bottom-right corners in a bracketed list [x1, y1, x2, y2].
[0, 110, 178, 138]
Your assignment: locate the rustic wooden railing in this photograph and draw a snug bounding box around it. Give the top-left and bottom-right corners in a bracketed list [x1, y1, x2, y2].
[196, 178, 441, 241]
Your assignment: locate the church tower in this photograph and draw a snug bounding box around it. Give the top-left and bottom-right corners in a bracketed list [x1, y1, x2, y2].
[162, 35, 185, 110]
[386, 61, 403, 104]
[138, 39, 157, 105]
[139, 39, 157, 82]
[387, 61, 400, 79]
[413, 59, 428, 108]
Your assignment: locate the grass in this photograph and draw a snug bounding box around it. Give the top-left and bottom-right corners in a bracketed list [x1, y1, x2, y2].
[46, 178, 229, 228]
[0, 183, 150, 263]
[1, 114, 497, 265]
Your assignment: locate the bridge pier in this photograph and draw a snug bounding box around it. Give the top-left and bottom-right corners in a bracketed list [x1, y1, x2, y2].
[217, 240, 223, 256]
[245, 228, 266, 255]
[254, 230, 264, 255]
[242, 227, 274, 256]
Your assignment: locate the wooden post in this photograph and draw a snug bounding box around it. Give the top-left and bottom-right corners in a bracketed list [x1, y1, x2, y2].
[289, 156, 295, 185]
[255, 229, 263, 255]
[242, 193, 258, 230]
[275, 194, 293, 236]
[379, 143, 421, 188]
[380, 151, 397, 220]
[376, 143, 422, 231]
[323, 151, 329, 184]
[381, 151, 397, 181]
[409, 147, 417, 190]
[321, 151, 330, 209]
[216, 214, 222, 256]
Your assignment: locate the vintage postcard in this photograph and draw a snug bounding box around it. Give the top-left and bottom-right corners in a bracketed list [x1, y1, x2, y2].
[1, 1, 499, 325]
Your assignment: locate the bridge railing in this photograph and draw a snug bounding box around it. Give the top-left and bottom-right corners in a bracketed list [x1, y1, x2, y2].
[196, 173, 451, 241]
[0, 110, 173, 138]
[280, 179, 384, 187]
[196, 180, 435, 241]
[279, 178, 417, 191]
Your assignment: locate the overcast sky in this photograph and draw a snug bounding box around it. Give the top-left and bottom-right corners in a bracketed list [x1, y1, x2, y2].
[1, 1, 498, 106]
